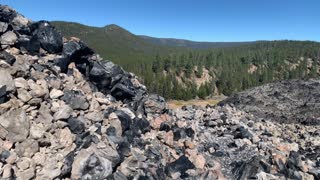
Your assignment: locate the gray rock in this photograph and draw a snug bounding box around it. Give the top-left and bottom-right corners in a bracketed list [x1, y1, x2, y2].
[15, 139, 39, 157]
[71, 145, 113, 179]
[17, 88, 32, 102]
[85, 111, 104, 122]
[0, 31, 17, 45]
[28, 79, 48, 98]
[61, 90, 89, 110]
[16, 167, 35, 180]
[49, 88, 63, 99]
[0, 109, 29, 142]
[0, 22, 8, 33]
[11, 14, 29, 27]
[29, 123, 45, 139]
[53, 105, 73, 120]
[144, 94, 167, 114]
[0, 69, 15, 92]
[0, 50, 16, 65]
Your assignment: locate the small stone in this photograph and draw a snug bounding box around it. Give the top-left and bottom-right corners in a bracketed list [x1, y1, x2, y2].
[85, 111, 104, 122]
[0, 22, 8, 33]
[0, 31, 17, 45]
[256, 171, 279, 180]
[2, 141, 13, 150]
[14, 77, 29, 89]
[17, 88, 32, 102]
[185, 140, 195, 149]
[15, 139, 39, 158]
[49, 88, 64, 99]
[5, 152, 17, 164]
[32, 152, 46, 166]
[61, 90, 89, 110]
[0, 109, 29, 142]
[0, 50, 16, 65]
[30, 123, 45, 139]
[53, 105, 73, 120]
[67, 118, 85, 134]
[16, 167, 35, 180]
[28, 79, 49, 98]
[0, 69, 15, 92]
[58, 128, 75, 147]
[16, 157, 30, 170]
[163, 131, 174, 147]
[2, 164, 12, 178]
[192, 154, 206, 169]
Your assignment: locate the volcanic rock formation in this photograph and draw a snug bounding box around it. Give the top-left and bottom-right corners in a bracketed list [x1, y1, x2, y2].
[0, 5, 319, 180]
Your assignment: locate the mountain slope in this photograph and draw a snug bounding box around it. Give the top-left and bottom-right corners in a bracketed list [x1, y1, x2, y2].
[51, 22, 176, 66]
[139, 35, 255, 49]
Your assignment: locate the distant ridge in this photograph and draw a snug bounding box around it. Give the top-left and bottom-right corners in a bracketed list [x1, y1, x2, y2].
[138, 35, 255, 49]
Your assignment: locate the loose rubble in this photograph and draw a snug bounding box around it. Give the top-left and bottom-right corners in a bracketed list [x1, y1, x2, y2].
[0, 5, 319, 180]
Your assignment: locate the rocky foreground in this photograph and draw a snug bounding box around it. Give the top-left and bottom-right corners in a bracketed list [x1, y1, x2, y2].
[0, 5, 319, 180]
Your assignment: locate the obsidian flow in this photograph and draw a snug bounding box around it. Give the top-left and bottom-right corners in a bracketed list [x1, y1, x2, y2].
[2, 5, 320, 180]
[220, 79, 320, 125]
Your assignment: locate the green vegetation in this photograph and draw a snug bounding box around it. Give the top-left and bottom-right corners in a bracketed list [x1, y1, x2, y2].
[52, 21, 320, 100]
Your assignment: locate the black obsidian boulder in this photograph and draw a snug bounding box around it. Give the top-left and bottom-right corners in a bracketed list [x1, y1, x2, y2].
[60, 151, 74, 178]
[0, 6, 16, 23]
[30, 21, 63, 53]
[0, 51, 15, 65]
[111, 83, 136, 101]
[165, 155, 195, 178]
[173, 127, 187, 141]
[88, 62, 112, 88]
[159, 122, 171, 132]
[231, 156, 271, 180]
[132, 118, 151, 134]
[68, 118, 85, 134]
[233, 126, 253, 139]
[89, 61, 125, 88]
[63, 40, 94, 59]
[115, 110, 132, 132]
[16, 35, 40, 54]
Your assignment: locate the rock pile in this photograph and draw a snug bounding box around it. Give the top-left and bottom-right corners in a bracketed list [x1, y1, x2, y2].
[220, 79, 320, 125]
[0, 5, 319, 180]
[172, 104, 320, 179]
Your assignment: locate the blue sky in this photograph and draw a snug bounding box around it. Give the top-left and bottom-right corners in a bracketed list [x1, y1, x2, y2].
[1, 0, 319, 42]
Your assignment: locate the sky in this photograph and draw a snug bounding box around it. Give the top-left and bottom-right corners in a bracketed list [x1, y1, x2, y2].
[1, 0, 319, 42]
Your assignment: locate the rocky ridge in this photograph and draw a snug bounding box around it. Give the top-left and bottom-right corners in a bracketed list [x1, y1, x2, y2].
[0, 5, 319, 180]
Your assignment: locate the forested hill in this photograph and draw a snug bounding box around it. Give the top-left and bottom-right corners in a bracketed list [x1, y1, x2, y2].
[139, 35, 255, 49]
[51, 21, 179, 65]
[52, 21, 320, 100]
